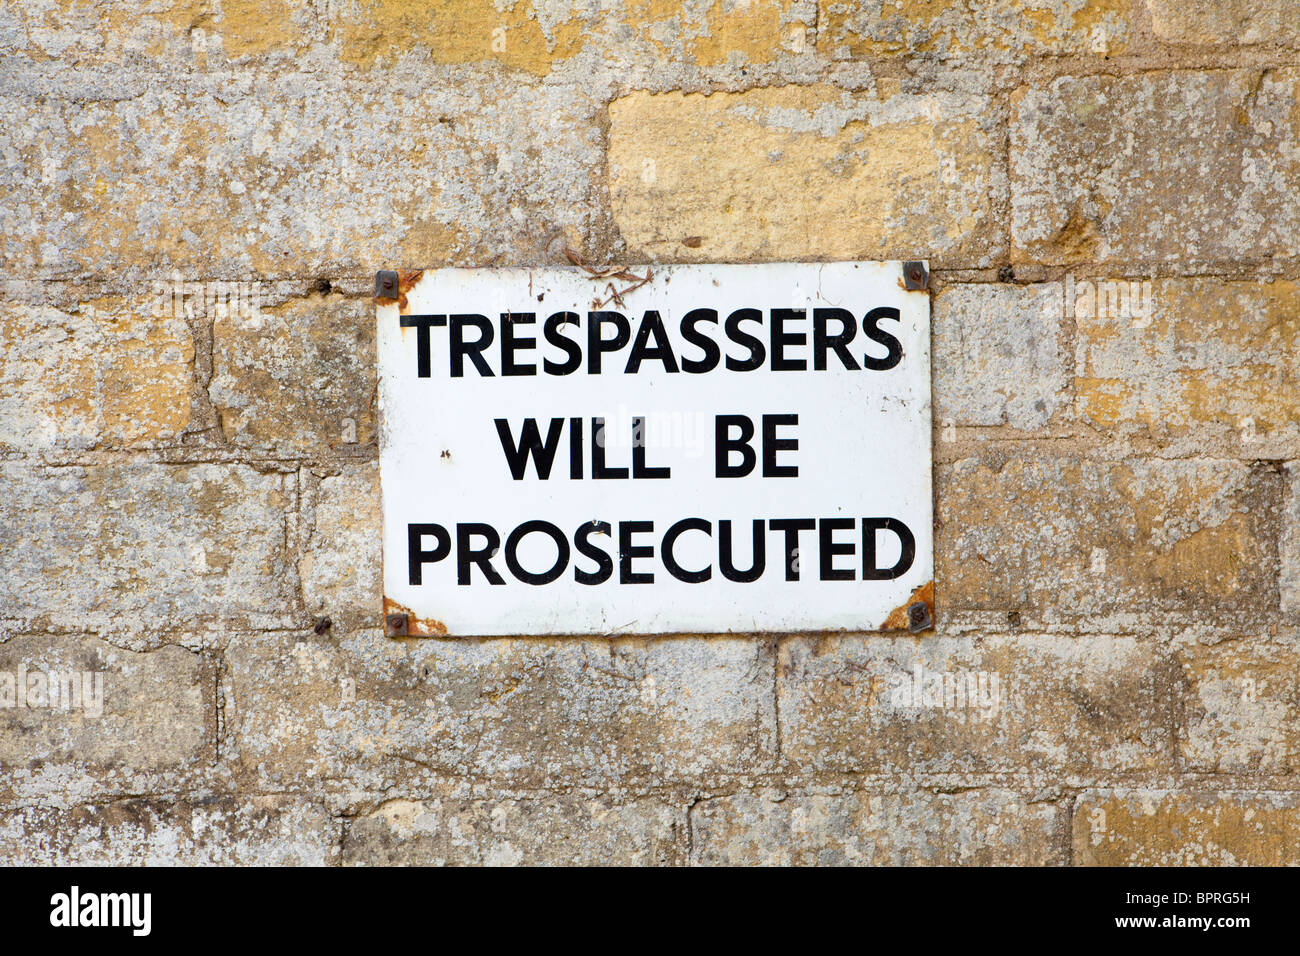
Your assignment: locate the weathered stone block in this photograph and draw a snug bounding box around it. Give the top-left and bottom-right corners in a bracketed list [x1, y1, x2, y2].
[691, 788, 1065, 865]
[298, 462, 382, 631]
[1012, 70, 1300, 267]
[1285, 463, 1300, 620]
[209, 291, 374, 453]
[938, 455, 1280, 620]
[0, 635, 208, 777]
[336, 0, 814, 73]
[335, 0, 586, 72]
[1075, 790, 1300, 865]
[1074, 277, 1300, 452]
[818, 0, 1131, 60]
[0, 0, 318, 66]
[0, 797, 338, 865]
[0, 290, 194, 451]
[639, 0, 811, 67]
[609, 84, 1004, 267]
[778, 633, 1178, 775]
[1146, 0, 1300, 45]
[933, 282, 1068, 430]
[224, 632, 776, 790]
[342, 791, 685, 865]
[0, 462, 294, 634]
[1, 78, 603, 278]
[1179, 639, 1300, 773]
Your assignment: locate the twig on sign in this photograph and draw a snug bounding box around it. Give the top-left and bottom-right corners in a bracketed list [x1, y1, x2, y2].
[564, 246, 653, 308]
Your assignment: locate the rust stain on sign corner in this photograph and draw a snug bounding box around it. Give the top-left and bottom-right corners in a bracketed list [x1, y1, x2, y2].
[383, 596, 448, 638]
[880, 580, 934, 632]
[396, 270, 424, 312]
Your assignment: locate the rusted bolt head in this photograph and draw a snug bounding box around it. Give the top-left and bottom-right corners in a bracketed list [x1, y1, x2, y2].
[902, 261, 929, 291]
[375, 270, 399, 298]
[385, 613, 409, 637]
[907, 602, 932, 633]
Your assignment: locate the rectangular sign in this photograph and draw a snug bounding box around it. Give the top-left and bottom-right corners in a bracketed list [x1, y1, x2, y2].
[378, 261, 932, 636]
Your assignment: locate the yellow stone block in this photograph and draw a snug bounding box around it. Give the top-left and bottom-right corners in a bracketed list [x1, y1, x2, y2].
[337, 0, 585, 73]
[608, 84, 999, 264]
[1076, 791, 1300, 865]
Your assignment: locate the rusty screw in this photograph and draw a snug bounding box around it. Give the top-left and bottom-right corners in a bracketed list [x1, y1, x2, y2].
[385, 613, 409, 637]
[907, 602, 932, 633]
[903, 261, 929, 291]
[375, 270, 399, 299]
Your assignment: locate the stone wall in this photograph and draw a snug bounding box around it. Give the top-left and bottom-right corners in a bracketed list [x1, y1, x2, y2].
[1, 0, 1297, 865]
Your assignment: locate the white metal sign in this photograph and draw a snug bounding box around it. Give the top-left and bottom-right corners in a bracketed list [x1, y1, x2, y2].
[378, 261, 932, 636]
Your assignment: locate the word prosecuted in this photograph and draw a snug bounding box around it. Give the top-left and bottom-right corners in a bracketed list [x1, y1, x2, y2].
[399, 304, 917, 588]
